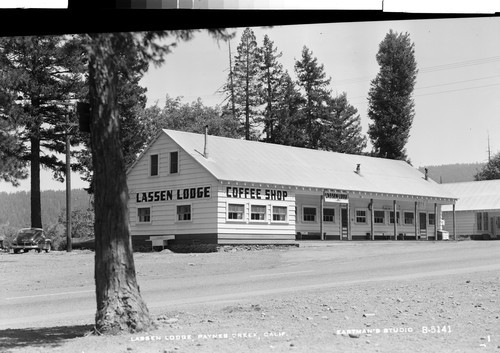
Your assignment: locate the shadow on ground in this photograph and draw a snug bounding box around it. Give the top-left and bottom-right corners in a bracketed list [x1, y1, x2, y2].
[0, 324, 94, 352]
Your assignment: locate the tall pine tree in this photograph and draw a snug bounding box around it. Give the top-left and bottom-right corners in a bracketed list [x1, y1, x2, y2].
[0, 35, 86, 228]
[294, 46, 331, 149]
[231, 28, 262, 140]
[259, 35, 284, 143]
[321, 92, 367, 154]
[367, 30, 418, 160]
[273, 71, 307, 147]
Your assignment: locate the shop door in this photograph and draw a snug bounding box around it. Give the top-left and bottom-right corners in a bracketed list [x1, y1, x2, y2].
[341, 208, 349, 240]
[419, 213, 427, 238]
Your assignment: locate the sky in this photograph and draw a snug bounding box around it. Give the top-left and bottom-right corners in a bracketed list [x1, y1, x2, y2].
[2, 14, 500, 193]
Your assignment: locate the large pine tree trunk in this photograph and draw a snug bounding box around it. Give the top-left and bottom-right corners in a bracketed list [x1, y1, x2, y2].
[88, 34, 152, 334]
[30, 128, 42, 229]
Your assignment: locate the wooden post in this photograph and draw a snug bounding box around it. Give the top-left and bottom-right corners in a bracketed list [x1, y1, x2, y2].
[434, 203, 438, 241]
[347, 203, 351, 240]
[393, 200, 397, 240]
[320, 195, 324, 241]
[370, 199, 374, 240]
[453, 203, 457, 241]
[414, 201, 418, 240]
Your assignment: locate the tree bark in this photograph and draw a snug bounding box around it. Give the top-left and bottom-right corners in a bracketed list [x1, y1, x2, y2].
[88, 34, 152, 334]
[30, 127, 42, 229]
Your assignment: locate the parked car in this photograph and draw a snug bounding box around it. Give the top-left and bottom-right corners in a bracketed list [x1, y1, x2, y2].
[11, 228, 52, 254]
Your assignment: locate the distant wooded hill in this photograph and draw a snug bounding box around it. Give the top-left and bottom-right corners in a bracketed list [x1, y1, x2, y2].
[418, 162, 485, 184]
[0, 189, 92, 229]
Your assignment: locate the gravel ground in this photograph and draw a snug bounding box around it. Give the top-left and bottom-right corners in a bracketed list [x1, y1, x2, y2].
[1, 246, 499, 353]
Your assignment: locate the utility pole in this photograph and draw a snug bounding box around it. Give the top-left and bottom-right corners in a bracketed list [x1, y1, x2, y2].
[66, 112, 72, 252]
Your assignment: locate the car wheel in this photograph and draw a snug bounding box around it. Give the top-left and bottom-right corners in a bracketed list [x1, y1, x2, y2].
[36, 248, 41, 253]
[13, 249, 20, 254]
[45, 243, 51, 253]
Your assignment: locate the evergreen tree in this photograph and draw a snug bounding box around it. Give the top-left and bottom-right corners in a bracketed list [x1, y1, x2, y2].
[259, 35, 284, 143]
[273, 71, 307, 147]
[367, 30, 418, 161]
[231, 28, 262, 140]
[294, 46, 331, 149]
[474, 152, 500, 180]
[0, 35, 86, 228]
[321, 92, 367, 154]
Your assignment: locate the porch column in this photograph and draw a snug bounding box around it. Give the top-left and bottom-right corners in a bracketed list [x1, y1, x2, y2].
[370, 199, 374, 241]
[393, 200, 397, 240]
[347, 203, 352, 240]
[434, 203, 438, 240]
[320, 195, 324, 241]
[453, 202, 457, 241]
[414, 201, 418, 240]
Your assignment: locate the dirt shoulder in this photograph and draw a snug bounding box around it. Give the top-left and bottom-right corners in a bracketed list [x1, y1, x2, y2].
[1, 244, 499, 353]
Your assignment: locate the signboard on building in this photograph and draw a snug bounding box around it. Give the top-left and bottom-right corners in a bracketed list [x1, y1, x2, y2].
[323, 190, 349, 203]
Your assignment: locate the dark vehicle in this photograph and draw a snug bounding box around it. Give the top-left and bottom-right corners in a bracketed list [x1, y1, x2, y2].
[11, 228, 52, 254]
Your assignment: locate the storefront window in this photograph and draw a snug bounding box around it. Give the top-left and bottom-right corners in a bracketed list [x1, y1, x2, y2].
[356, 210, 367, 223]
[323, 208, 335, 222]
[389, 211, 400, 224]
[404, 212, 414, 225]
[273, 206, 287, 222]
[374, 210, 385, 224]
[251, 205, 266, 221]
[429, 213, 436, 226]
[228, 204, 244, 220]
[303, 207, 316, 222]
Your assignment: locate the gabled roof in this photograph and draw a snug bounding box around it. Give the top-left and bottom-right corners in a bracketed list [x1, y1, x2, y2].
[441, 180, 500, 212]
[163, 129, 456, 202]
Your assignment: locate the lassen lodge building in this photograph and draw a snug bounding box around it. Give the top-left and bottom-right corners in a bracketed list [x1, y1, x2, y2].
[126, 129, 457, 248]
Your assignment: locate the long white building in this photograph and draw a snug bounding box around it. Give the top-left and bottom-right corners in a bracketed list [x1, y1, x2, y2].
[442, 180, 500, 240]
[126, 129, 457, 247]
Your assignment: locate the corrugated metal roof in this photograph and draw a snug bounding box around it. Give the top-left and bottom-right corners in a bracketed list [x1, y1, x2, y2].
[441, 180, 500, 211]
[164, 129, 456, 202]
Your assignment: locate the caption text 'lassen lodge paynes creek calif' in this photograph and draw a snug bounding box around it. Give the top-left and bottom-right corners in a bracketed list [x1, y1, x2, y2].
[126, 129, 458, 248]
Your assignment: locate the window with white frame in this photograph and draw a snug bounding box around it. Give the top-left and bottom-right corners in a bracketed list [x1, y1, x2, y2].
[251, 205, 266, 221]
[170, 151, 179, 174]
[228, 204, 245, 220]
[137, 207, 151, 223]
[273, 206, 287, 222]
[177, 205, 191, 221]
[323, 208, 335, 222]
[303, 207, 317, 222]
[428, 213, 436, 226]
[404, 211, 414, 225]
[150, 154, 159, 176]
[389, 211, 400, 224]
[374, 210, 385, 224]
[355, 209, 367, 223]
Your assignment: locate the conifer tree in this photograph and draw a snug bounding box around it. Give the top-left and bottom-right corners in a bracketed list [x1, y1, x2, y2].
[0, 35, 86, 228]
[294, 46, 331, 149]
[273, 71, 307, 147]
[368, 30, 418, 160]
[321, 92, 367, 154]
[259, 35, 284, 143]
[231, 28, 262, 140]
[474, 152, 500, 180]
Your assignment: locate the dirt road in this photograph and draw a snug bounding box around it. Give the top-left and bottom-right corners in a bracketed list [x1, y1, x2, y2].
[1, 240, 499, 352]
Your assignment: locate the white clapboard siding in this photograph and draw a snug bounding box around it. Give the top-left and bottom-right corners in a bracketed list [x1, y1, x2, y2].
[216, 184, 296, 241]
[128, 133, 218, 236]
[442, 211, 477, 236]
